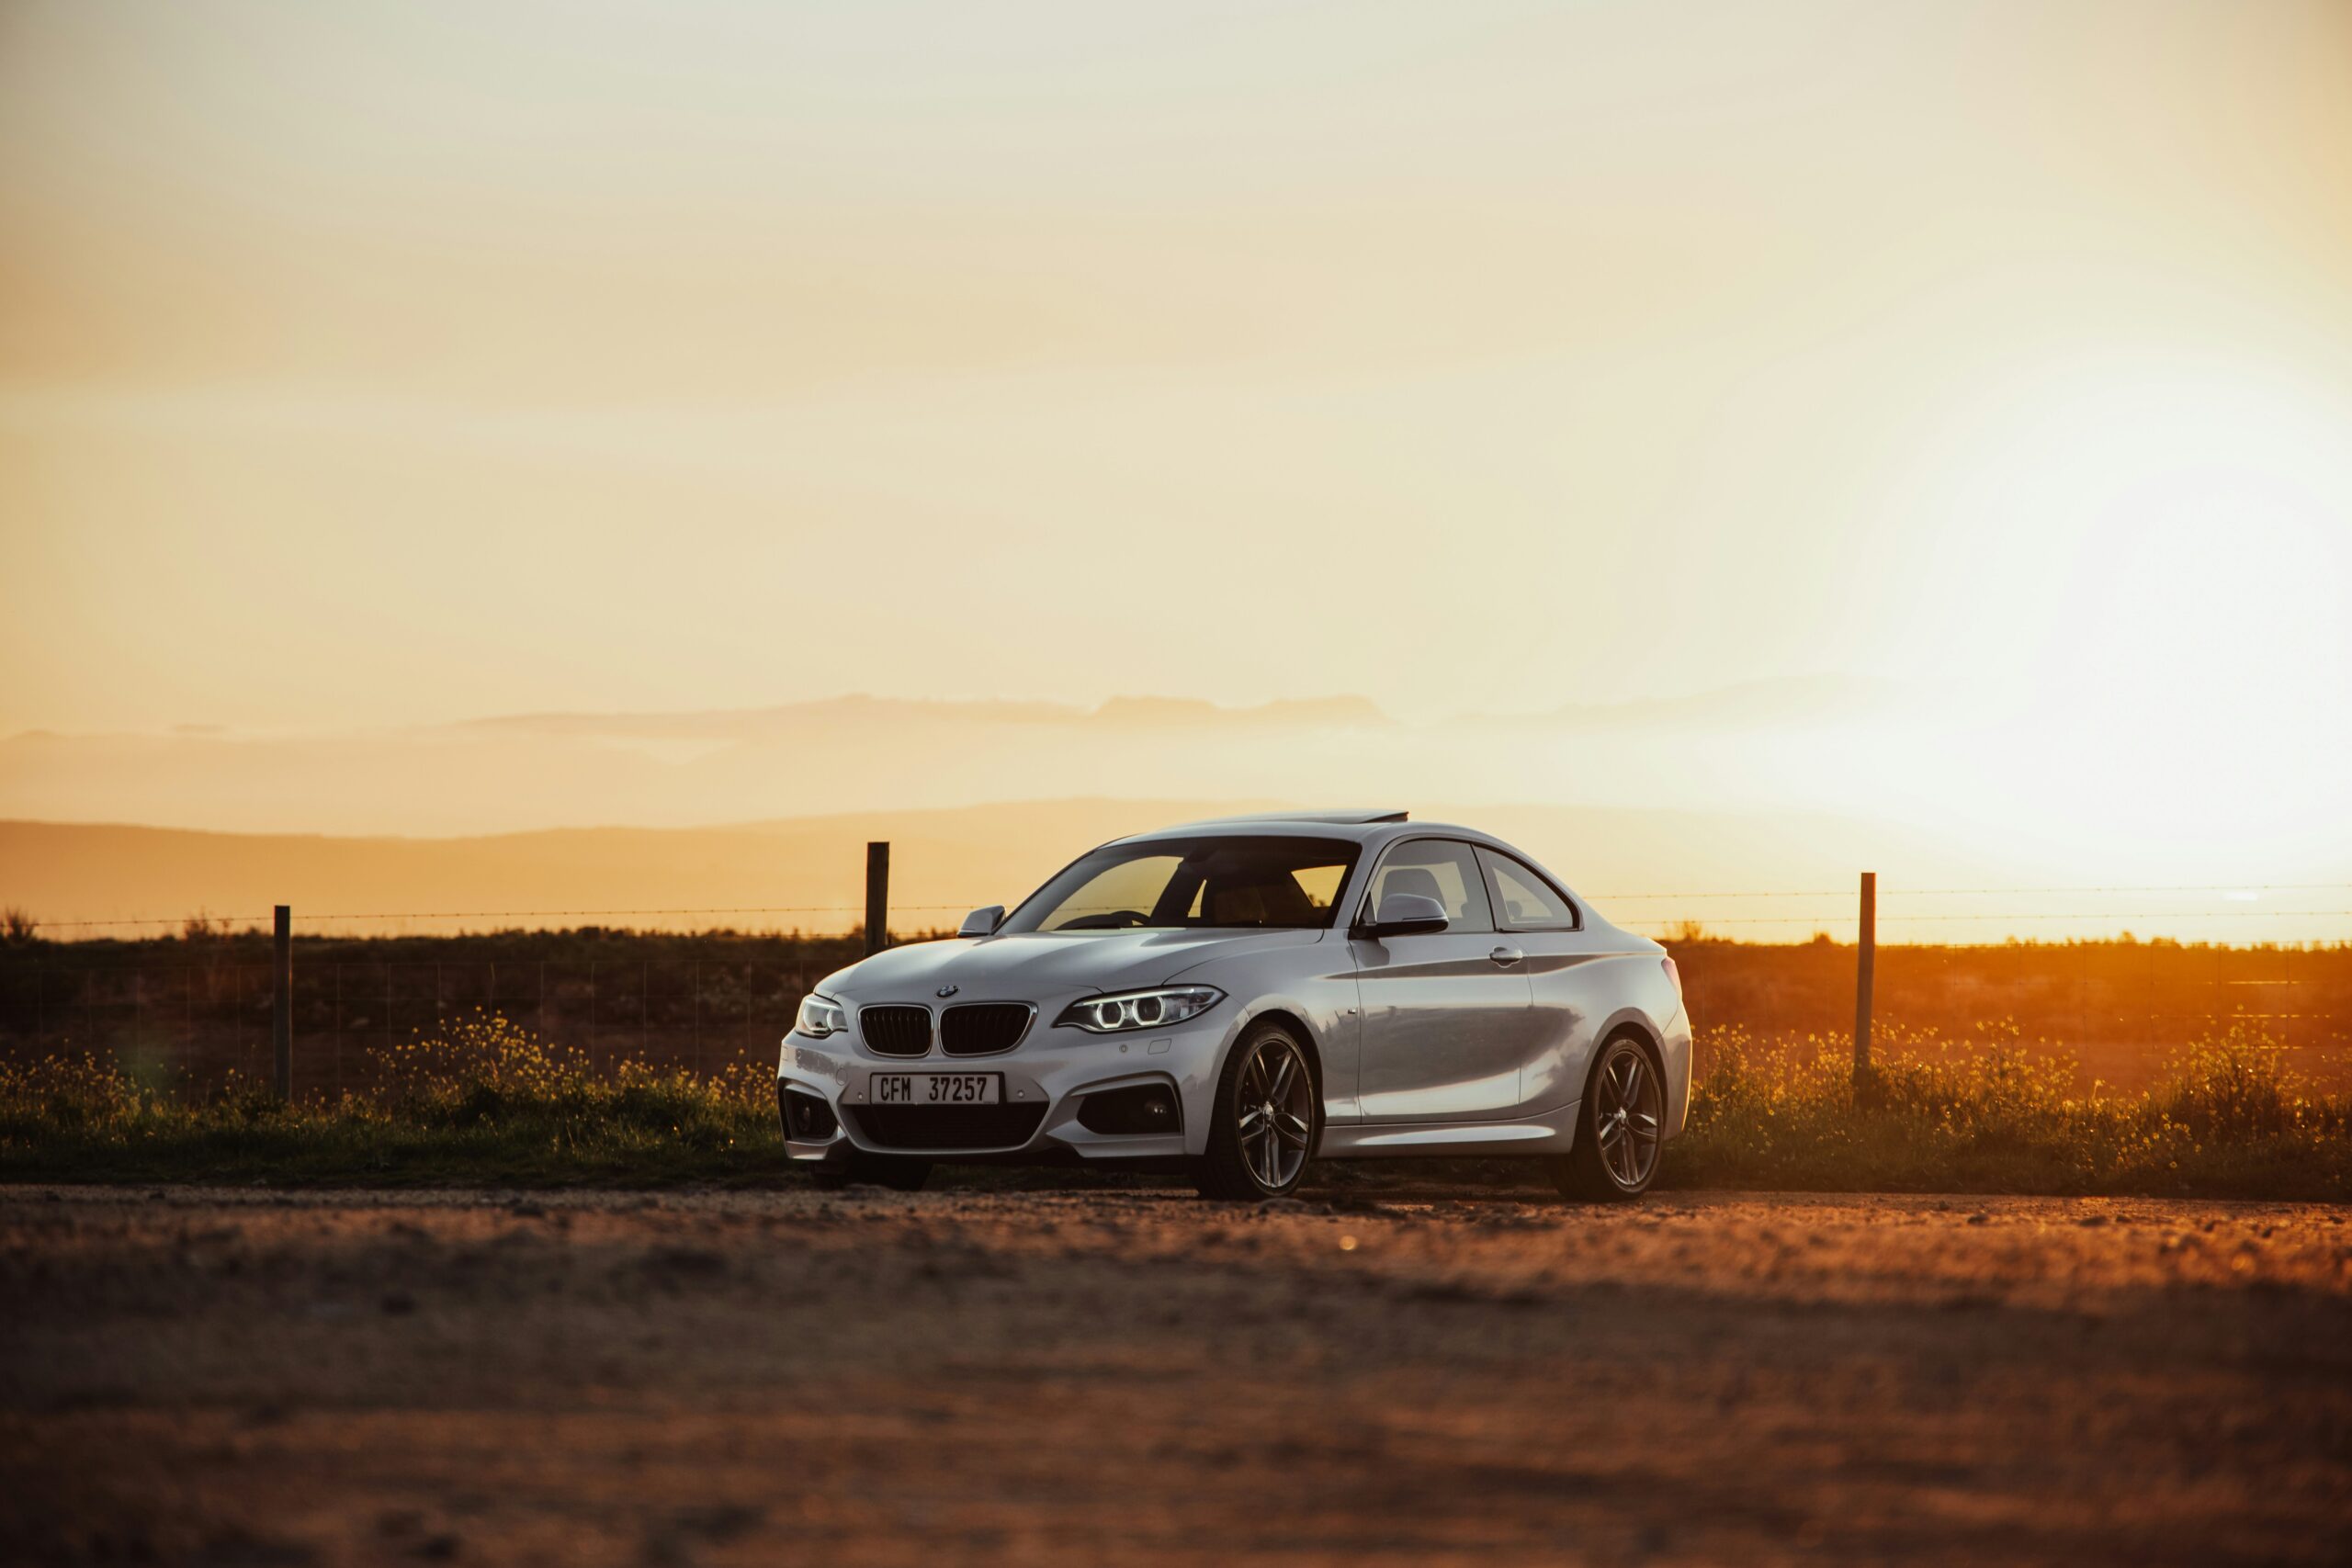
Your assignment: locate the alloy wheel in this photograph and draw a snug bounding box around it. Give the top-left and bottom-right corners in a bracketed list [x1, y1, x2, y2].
[1234, 1034, 1315, 1190]
[1591, 1041, 1662, 1190]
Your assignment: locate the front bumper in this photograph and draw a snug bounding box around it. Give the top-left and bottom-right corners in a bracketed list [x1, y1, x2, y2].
[775, 1011, 1234, 1166]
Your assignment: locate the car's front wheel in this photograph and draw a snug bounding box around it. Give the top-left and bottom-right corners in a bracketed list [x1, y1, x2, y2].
[1555, 1034, 1663, 1201]
[1196, 1020, 1318, 1201]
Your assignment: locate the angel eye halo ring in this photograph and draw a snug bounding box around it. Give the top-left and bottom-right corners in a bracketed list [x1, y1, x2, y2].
[1054, 986, 1226, 1034]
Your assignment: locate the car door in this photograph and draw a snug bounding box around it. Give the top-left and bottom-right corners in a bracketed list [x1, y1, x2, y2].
[1476, 845, 1618, 1112]
[1351, 838, 1537, 1122]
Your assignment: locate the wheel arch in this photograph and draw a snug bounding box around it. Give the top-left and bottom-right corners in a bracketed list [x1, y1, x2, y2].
[1584, 1009, 1682, 1144]
[1217, 1003, 1327, 1146]
[1230, 1004, 1324, 1086]
[1587, 1010, 1667, 1099]
[1594, 1009, 1664, 1063]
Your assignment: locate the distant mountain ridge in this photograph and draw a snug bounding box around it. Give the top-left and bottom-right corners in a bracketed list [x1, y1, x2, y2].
[436, 682, 1884, 741]
[0, 680, 1904, 840]
[0, 798, 1995, 939]
[447, 693, 1396, 740]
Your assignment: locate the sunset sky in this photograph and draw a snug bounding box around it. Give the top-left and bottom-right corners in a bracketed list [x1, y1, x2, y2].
[4, 1, 2350, 922]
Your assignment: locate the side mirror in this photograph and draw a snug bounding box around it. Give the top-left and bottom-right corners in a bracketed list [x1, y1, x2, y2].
[958, 905, 1006, 938]
[1359, 892, 1449, 939]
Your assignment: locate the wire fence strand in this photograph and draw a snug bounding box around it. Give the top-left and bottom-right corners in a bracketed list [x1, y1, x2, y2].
[29, 884, 2352, 933]
[34, 904, 985, 931]
[7, 874, 2350, 1103]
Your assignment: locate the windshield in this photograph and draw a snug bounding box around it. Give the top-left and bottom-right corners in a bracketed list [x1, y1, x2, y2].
[1001, 835, 1361, 933]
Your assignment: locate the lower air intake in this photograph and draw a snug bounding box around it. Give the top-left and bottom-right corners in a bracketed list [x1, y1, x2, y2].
[778, 1083, 838, 1140]
[1077, 1083, 1182, 1136]
[842, 1102, 1049, 1152]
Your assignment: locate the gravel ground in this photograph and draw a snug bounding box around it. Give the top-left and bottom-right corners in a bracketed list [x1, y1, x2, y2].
[3, 1183, 2349, 1566]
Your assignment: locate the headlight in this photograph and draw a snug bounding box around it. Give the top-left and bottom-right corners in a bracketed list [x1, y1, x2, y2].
[1054, 986, 1225, 1034]
[795, 994, 848, 1038]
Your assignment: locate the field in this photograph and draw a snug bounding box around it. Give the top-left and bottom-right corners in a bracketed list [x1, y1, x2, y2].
[5, 1184, 2348, 1566]
[4, 930, 2350, 1201]
[5, 928, 2348, 1100]
[1676, 937, 2352, 1093]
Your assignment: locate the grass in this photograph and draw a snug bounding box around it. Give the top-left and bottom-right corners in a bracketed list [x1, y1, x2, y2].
[0, 1014, 794, 1189]
[1667, 1022, 2350, 1201]
[2, 1012, 2346, 1199]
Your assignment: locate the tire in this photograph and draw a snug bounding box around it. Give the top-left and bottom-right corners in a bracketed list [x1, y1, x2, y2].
[813, 1150, 933, 1192]
[1555, 1033, 1664, 1201]
[1196, 1020, 1319, 1201]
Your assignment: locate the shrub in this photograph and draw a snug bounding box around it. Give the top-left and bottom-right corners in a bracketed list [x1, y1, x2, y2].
[1, 1014, 2345, 1197]
[0, 1052, 145, 1133]
[2156, 1025, 2309, 1140]
[1673, 1022, 2349, 1199]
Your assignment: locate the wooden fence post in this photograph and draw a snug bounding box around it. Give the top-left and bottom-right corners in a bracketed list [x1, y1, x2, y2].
[1853, 872, 1875, 1086]
[272, 905, 293, 1100]
[865, 842, 891, 956]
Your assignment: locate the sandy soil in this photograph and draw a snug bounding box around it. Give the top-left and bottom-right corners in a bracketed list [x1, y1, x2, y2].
[3, 1183, 2348, 1566]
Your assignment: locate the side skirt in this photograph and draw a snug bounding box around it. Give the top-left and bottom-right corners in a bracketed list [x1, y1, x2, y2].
[1320, 1102, 1580, 1158]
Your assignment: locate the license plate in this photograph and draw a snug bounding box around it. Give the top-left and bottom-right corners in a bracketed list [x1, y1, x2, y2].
[870, 1073, 1001, 1106]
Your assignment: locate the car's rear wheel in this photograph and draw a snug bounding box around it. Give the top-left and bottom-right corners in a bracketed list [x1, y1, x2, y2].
[1196, 1020, 1318, 1201]
[1555, 1034, 1663, 1201]
[813, 1150, 933, 1191]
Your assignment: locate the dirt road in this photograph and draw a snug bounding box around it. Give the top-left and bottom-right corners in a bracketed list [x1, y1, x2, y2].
[4, 1184, 2348, 1565]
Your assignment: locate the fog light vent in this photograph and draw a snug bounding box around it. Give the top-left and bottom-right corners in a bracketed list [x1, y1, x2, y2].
[1077, 1083, 1182, 1136]
[780, 1084, 838, 1141]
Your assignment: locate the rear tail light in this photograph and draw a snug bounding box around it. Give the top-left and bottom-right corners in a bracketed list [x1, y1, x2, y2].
[1661, 956, 1682, 997]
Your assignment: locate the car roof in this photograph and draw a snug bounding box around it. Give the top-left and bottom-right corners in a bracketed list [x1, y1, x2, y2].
[1159, 808, 1408, 829]
[1117, 810, 1512, 851]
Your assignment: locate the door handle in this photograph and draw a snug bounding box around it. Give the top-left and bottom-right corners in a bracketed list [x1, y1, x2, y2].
[1488, 944, 1523, 967]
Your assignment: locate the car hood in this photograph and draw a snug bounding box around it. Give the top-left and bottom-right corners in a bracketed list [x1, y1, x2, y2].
[819, 928, 1329, 1002]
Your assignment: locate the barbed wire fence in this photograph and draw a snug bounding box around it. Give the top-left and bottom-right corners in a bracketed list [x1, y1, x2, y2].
[3, 870, 2347, 1101]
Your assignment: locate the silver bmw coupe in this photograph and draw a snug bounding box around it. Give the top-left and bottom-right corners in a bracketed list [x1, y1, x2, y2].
[777, 811, 1691, 1201]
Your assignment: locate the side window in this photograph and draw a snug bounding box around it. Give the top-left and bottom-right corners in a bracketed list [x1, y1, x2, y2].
[1365, 840, 1494, 934]
[1477, 848, 1578, 931]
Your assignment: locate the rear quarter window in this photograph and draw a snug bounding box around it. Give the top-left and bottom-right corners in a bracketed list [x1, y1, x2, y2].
[1477, 848, 1579, 931]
